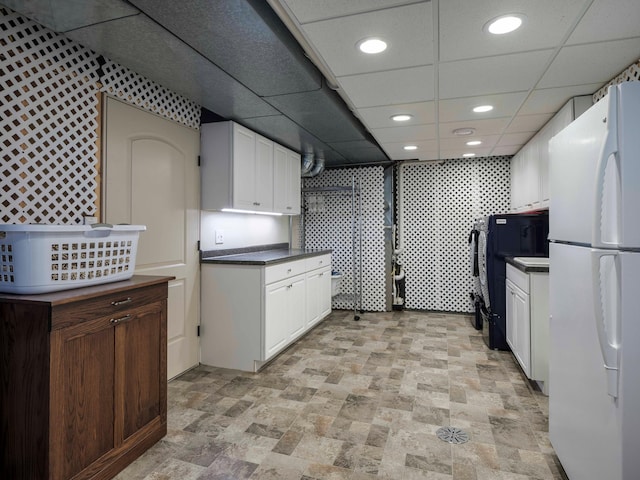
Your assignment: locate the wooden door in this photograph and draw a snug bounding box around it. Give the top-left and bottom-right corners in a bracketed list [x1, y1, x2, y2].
[104, 97, 199, 379]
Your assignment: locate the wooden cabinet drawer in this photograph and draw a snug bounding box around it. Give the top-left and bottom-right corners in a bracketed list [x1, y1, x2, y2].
[265, 259, 306, 284]
[305, 254, 331, 272]
[51, 283, 168, 330]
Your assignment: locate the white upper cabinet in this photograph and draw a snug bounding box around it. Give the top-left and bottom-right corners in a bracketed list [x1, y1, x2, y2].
[201, 121, 300, 214]
[273, 144, 301, 215]
[510, 95, 592, 212]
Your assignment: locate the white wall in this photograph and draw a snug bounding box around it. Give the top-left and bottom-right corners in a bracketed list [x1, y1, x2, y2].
[200, 211, 289, 251]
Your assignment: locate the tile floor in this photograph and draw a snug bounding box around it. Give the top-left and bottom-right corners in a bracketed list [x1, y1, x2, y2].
[115, 310, 567, 480]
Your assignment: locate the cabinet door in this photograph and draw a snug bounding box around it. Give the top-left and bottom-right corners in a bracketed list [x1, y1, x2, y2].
[273, 144, 289, 213]
[538, 124, 553, 206]
[305, 270, 322, 327]
[514, 287, 531, 376]
[254, 134, 274, 211]
[506, 280, 517, 352]
[232, 123, 257, 210]
[50, 318, 116, 480]
[287, 149, 301, 215]
[506, 279, 531, 377]
[510, 151, 523, 212]
[288, 275, 306, 339]
[319, 267, 332, 319]
[118, 301, 166, 441]
[265, 282, 290, 359]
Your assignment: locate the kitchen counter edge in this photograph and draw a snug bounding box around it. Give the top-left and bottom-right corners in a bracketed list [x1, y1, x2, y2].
[505, 257, 550, 273]
[201, 249, 332, 266]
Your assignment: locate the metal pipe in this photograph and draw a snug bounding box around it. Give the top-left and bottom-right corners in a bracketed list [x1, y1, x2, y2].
[301, 153, 314, 175]
[302, 156, 325, 178]
[359, 176, 363, 314]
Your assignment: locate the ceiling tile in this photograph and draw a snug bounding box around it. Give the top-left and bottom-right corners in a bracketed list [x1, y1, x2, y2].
[440, 147, 494, 159]
[538, 38, 640, 88]
[337, 66, 434, 108]
[439, 50, 554, 99]
[281, 0, 419, 24]
[439, 118, 511, 138]
[567, 0, 640, 45]
[491, 145, 520, 156]
[66, 14, 279, 119]
[131, 0, 322, 96]
[2, 0, 139, 32]
[519, 85, 600, 115]
[264, 86, 366, 142]
[371, 124, 437, 143]
[505, 113, 554, 133]
[438, 92, 528, 123]
[439, 135, 501, 150]
[439, 0, 589, 62]
[356, 102, 435, 129]
[497, 132, 536, 146]
[299, 2, 433, 77]
[381, 140, 438, 161]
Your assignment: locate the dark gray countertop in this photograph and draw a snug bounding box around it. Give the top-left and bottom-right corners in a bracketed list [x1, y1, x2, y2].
[201, 248, 332, 266]
[505, 256, 550, 273]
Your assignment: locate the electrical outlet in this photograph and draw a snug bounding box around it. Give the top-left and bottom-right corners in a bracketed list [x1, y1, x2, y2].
[215, 230, 224, 244]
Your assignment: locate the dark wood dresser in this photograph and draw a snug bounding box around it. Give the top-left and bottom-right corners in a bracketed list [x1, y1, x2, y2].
[1, 275, 172, 480]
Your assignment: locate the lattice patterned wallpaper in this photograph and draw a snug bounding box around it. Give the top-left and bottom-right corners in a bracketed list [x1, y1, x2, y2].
[0, 6, 200, 224]
[398, 157, 511, 313]
[303, 167, 386, 312]
[593, 58, 640, 102]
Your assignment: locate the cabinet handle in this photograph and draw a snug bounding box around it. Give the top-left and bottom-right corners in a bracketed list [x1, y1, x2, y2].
[319, 260, 323, 264]
[111, 297, 132, 306]
[287, 284, 292, 289]
[253, 202, 260, 206]
[287, 268, 292, 273]
[286, 206, 292, 210]
[110, 314, 131, 324]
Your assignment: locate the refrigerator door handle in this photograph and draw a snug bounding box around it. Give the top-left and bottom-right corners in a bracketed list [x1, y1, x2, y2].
[592, 86, 619, 249]
[591, 249, 620, 398]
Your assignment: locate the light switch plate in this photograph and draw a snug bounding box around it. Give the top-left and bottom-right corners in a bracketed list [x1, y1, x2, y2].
[215, 230, 224, 244]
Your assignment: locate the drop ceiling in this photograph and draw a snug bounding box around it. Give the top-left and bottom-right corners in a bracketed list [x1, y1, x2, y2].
[4, 0, 640, 166]
[269, 0, 640, 161]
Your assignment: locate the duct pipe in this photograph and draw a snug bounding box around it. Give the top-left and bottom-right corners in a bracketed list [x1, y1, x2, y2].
[301, 153, 314, 175]
[301, 155, 325, 178]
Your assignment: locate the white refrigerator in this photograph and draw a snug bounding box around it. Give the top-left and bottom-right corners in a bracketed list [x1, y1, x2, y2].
[548, 81, 640, 480]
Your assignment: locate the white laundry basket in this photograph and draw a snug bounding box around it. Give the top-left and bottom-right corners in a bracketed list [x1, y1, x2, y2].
[0, 224, 146, 294]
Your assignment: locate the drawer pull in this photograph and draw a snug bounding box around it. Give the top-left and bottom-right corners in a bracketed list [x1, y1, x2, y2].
[286, 206, 292, 210]
[110, 314, 131, 324]
[287, 268, 292, 273]
[111, 297, 132, 306]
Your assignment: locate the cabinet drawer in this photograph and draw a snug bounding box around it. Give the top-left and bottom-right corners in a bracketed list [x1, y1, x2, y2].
[265, 259, 306, 284]
[305, 254, 331, 272]
[51, 283, 168, 330]
[507, 264, 529, 294]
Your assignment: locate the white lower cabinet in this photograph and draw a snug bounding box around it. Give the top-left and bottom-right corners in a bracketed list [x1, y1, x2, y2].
[306, 265, 331, 328]
[265, 274, 306, 359]
[201, 254, 331, 371]
[506, 278, 531, 376]
[506, 263, 550, 393]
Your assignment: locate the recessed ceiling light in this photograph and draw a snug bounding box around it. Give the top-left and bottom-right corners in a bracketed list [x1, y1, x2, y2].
[453, 128, 475, 136]
[463, 153, 476, 158]
[484, 14, 526, 35]
[358, 38, 387, 54]
[403, 145, 418, 151]
[391, 114, 412, 122]
[466, 140, 482, 146]
[473, 105, 494, 113]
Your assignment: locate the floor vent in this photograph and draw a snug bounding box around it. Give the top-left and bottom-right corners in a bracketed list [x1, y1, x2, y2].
[436, 426, 470, 445]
